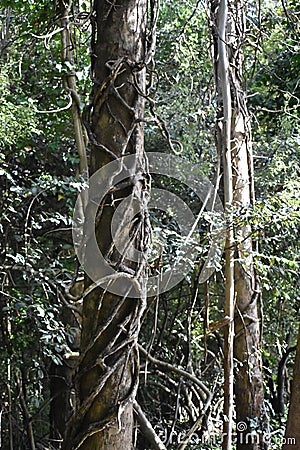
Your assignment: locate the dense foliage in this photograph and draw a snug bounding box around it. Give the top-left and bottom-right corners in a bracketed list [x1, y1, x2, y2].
[0, 0, 299, 448]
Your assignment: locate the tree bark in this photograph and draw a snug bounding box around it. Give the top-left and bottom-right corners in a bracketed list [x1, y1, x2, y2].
[49, 4, 88, 445]
[211, 1, 267, 448]
[212, 1, 235, 448]
[63, 0, 150, 449]
[60, 0, 88, 180]
[228, 3, 266, 447]
[282, 322, 300, 449]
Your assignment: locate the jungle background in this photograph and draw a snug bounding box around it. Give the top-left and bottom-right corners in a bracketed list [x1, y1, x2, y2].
[0, 0, 299, 449]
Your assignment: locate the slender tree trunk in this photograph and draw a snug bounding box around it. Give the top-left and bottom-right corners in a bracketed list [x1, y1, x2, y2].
[212, 0, 235, 448]
[228, 3, 266, 447]
[64, 0, 150, 449]
[211, 1, 266, 448]
[60, 0, 88, 180]
[282, 322, 300, 449]
[49, 304, 81, 448]
[49, 4, 88, 445]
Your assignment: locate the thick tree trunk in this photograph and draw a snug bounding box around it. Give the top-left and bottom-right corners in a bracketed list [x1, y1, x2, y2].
[282, 322, 300, 449]
[211, 1, 266, 448]
[63, 1, 150, 449]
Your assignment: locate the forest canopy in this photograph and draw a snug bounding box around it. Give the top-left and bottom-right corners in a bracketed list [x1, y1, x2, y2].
[0, 0, 299, 449]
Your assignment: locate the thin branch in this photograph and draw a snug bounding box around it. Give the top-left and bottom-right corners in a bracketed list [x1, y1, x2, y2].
[138, 345, 211, 398]
[133, 400, 167, 450]
[31, 95, 72, 114]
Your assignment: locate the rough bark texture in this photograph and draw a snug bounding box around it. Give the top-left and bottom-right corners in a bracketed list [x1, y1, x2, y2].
[211, 1, 266, 448]
[283, 322, 300, 449]
[228, 3, 266, 447]
[232, 99, 266, 450]
[63, 1, 150, 449]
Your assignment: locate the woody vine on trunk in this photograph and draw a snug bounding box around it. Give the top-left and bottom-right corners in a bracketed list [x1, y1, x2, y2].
[63, 0, 156, 448]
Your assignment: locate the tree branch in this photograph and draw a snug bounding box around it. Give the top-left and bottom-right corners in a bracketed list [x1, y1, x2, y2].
[133, 400, 167, 450]
[138, 344, 211, 398]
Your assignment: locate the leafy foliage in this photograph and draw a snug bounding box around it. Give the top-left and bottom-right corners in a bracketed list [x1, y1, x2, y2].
[0, 0, 299, 448]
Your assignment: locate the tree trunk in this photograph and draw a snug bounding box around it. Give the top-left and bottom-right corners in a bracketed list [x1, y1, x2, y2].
[59, 0, 88, 180]
[212, 0, 235, 448]
[228, 2, 266, 446]
[211, 1, 266, 448]
[282, 322, 300, 449]
[64, 0, 150, 449]
[49, 4, 87, 445]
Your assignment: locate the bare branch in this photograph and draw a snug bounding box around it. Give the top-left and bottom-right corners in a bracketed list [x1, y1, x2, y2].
[138, 345, 211, 398]
[133, 400, 167, 450]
